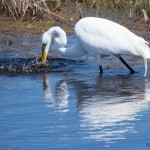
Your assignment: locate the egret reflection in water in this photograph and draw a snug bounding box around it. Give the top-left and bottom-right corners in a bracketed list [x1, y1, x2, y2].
[74, 77, 150, 144]
[43, 74, 69, 113]
[42, 74, 150, 144]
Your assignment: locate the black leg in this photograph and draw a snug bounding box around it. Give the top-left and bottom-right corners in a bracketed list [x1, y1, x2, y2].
[118, 56, 135, 74]
[99, 65, 103, 74]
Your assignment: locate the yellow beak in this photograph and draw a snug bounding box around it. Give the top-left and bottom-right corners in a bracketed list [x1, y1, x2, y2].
[41, 43, 47, 63]
[42, 51, 47, 63]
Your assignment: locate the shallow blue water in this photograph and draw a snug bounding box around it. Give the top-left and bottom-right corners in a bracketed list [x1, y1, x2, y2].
[1, 61, 150, 150]
[1, 33, 150, 149]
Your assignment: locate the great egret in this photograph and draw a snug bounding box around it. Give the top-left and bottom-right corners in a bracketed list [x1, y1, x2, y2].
[41, 17, 150, 77]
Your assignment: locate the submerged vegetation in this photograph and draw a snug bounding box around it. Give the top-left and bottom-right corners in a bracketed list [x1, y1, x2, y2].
[1, 0, 150, 21]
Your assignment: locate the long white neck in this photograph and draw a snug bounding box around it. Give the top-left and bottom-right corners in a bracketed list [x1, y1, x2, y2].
[44, 26, 86, 58]
[56, 40, 87, 58]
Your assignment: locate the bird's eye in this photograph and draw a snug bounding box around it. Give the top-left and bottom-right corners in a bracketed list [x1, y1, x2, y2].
[53, 31, 59, 38]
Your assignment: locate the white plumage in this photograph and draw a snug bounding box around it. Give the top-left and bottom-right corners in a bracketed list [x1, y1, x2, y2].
[41, 17, 150, 77]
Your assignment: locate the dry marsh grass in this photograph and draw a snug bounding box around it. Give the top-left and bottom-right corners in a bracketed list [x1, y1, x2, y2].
[0, 0, 60, 21]
[1, 0, 150, 21]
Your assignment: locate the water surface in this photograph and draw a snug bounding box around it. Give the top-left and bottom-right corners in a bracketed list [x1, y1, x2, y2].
[1, 58, 150, 150]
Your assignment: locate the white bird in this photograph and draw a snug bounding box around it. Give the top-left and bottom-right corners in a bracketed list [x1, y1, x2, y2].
[41, 17, 150, 77]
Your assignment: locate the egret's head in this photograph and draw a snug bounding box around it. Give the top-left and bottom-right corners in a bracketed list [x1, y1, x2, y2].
[41, 27, 67, 63]
[41, 32, 51, 63]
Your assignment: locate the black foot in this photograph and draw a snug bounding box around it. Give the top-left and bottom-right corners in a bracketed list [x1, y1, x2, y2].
[130, 70, 136, 74]
[99, 65, 103, 74]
